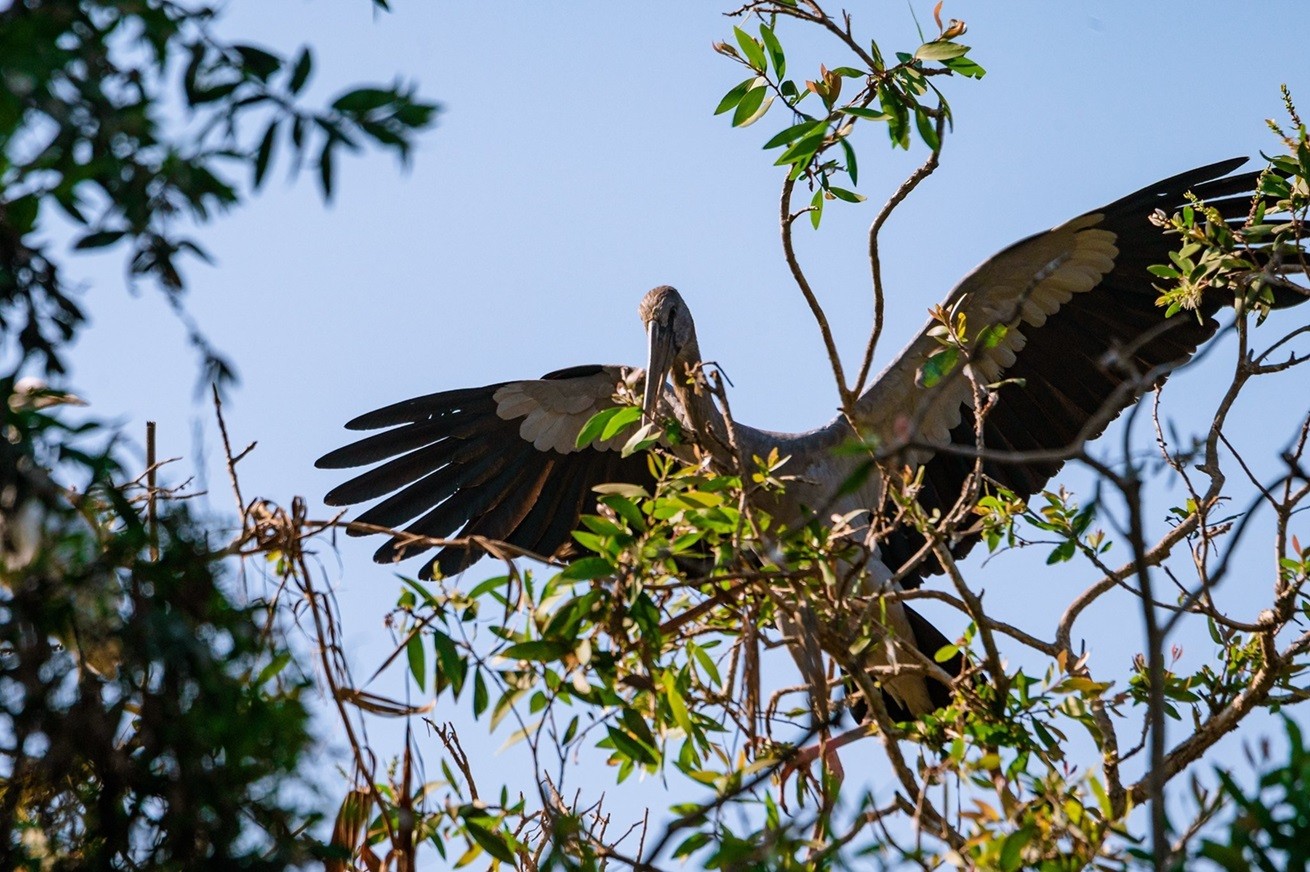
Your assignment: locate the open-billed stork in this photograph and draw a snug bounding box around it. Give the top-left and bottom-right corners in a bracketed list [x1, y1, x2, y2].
[317, 158, 1305, 718]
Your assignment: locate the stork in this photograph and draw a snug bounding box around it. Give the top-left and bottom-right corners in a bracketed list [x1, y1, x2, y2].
[317, 158, 1305, 718]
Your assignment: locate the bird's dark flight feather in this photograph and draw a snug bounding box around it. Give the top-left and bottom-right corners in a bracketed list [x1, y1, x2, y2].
[317, 366, 653, 579]
[877, 158, 1295, 585]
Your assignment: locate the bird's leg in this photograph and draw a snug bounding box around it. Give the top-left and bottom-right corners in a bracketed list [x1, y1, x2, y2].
[779, 724, 870, 794]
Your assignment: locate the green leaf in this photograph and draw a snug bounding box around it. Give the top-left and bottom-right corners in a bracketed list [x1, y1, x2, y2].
[253, 120, 278, 189]
[561, 556, 614, 580]
[331, 86, 398, 113]
[809, 188, 824, 229]
[600, 494, 646, 532]
[52, 189, 87, 225]
[915, 108, 940, 150]
[690, 643, 722, 686]
[1062, 676, 1112, 695]
[840, 106, 889, 120]
[759, 24, 786, 78]
[998, 827, 1032, 871]
[670, 531, 704, 553]
[288, 47, 312, 94]
[593, 482, 650, 498]
[1033, 721, 1064, 755]
[621, 707, 660, 749]
[599, 405, 643, 442]
[714, 77, 756, 115]
[182, 41, 205, 105]
[580, 512, 626, 537]
[576, 406, 623, 448]
[914, 41, 970, 61]
[318, 143, 334, 199]
[502, 640, 569, 662]
[774, 128, 825, 169]
[234, 44, 282, 80]
[919, 347, 958, 388]
[5, 195, 38, 234]
[490, 688, 527, 731]
[733, 26, 767, 71]
[933, 643, 959, 663]
[943, 55, 986, 78]
[881, 86, 911, 149]
[406, 631, 426, 690]
[467, 574, 509, 600]
[1047, 540, 1076, 564]
[762, 119, 825, 151]
[674, 832, 712, 859]
[621, 421, 662, 457]
[73, 229, 126, 250]
[256, 651, 292, 685]
[433, 629, 466, 697]
[190, 80, 240, 106]
[473, 669, 489, 717]
[571, 530, 609, 555]
[606, 725, 659, 766]
[732, 86, 769, 127]
[976, 323, 1009, 350]
[663, 672, 694, 736]
[464, 818, 517, 864]
[826, 186, 865, 203]
[543, 592, 599, 641]
[840, 137, 859, 185]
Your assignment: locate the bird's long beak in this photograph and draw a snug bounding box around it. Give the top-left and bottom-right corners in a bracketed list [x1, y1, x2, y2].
[7, 379, 87, 413]
[643, 320, 675, 422]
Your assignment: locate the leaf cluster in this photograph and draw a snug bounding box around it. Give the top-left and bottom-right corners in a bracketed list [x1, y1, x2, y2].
[712, 6, 983, 229]
[0, 1, 437, 867]
[0, 0, 437, 381]
[1, 398, 318, 869]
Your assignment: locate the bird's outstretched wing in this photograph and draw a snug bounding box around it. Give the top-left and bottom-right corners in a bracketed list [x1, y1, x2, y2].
[845, 158, 1304, 584]
[317, 364, 655, 579]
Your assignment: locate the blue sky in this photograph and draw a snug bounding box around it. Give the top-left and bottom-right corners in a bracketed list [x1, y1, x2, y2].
[52, 0, 1310, 856]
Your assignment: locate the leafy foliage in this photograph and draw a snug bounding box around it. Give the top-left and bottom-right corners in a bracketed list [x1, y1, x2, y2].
[1, 396, 317, 868]
[1150, 87, 1310, 322]
[0, 0, 436, 867]
[712, 1, 983, 228]
[1199, 718, 1310, 871]
[0, 0, 436, 381]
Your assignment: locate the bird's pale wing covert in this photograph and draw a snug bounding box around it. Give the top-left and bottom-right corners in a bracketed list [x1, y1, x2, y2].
[316, 364, 654, 578]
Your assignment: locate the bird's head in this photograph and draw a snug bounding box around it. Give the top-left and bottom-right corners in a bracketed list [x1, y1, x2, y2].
[639, 285, 698, 420]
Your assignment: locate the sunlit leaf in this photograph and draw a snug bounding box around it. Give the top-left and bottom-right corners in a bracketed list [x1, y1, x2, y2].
[914, 40, 969, 61]
[919, 347, 958, 387]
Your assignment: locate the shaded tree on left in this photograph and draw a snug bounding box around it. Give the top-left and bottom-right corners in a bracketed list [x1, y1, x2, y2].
[0, 1, 436, 867]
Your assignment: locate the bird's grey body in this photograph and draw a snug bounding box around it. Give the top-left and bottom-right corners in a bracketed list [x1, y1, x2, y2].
[318, 158, 1306, 718]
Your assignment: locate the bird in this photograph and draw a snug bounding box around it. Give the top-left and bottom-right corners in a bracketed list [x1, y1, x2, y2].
[317, 157, 1305, 719]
